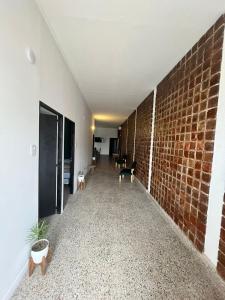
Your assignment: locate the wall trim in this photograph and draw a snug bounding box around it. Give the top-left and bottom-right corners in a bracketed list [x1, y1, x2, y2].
[205, 26, 225, 265]
[2, 261, 28, 300]
[148, 88, 157, 193]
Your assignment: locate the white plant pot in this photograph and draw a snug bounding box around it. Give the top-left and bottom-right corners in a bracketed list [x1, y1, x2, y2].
[31, 239, 49, 264]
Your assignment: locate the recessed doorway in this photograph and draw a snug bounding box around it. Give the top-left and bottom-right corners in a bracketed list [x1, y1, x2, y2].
[39, 102, 63, 218]
[63, 117, 75, 208]
[109, 138, 119, 157]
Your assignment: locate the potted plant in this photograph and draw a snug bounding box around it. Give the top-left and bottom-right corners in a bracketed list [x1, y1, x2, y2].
[28, 220, 49, 264]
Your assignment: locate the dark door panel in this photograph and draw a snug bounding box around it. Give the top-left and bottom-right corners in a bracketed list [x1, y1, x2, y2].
[39, 114, 57, 218]
[63, 118, 75, 208]
[109, 138, 118, 156]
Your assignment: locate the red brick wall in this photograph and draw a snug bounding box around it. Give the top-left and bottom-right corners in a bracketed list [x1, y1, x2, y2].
[150, 16, 225, 252]
[217, 194, 225, 280]
[135, 92, 154, 188]
[127, 111, 136, 164]
[121, 120, 128, 155]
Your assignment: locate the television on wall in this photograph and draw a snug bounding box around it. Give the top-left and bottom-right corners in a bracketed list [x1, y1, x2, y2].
[95, 137, 104, 143]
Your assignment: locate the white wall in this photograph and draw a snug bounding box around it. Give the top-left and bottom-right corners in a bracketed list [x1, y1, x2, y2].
[0, 1, 92, 299]
[94, 127, 118, 155]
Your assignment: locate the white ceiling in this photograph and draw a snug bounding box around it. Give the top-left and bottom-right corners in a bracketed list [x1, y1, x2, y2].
[36, 0, 225, 127]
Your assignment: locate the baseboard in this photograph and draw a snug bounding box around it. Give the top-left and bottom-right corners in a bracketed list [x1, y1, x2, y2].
[134, 176, 225, 289]
[134, 176, 148, 193]
[2, 261, 28, 300]
[134, 175, 206, 257]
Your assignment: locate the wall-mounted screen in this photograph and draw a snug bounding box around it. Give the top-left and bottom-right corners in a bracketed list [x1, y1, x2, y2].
[95, 137, 104, 143]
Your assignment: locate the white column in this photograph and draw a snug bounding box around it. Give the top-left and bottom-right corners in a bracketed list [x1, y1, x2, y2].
[148, 88, 157, 193]
[205, 27, 225, 265]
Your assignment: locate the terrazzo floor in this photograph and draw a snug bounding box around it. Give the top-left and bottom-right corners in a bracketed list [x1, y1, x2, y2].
[13, 157, 225, 299]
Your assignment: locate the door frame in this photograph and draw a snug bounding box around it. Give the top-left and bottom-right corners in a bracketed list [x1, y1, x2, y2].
[39, 101, 63, 216]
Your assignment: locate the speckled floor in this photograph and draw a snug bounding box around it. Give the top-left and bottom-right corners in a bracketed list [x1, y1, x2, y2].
[13, 157, 225, 299]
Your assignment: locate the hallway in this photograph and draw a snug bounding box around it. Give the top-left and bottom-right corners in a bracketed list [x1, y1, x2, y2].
[13, 158, 225, 299]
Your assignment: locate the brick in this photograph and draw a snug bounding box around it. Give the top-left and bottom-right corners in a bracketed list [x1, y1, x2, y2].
[207, 108, 217, 119]
[217, 262, 225, 281]
[195, 239, 204, 252]
[120, 120, 128, 155]
[120, 15, 225, 279]
[127, 111, 136, 164]
[135, 93, 154, 188]
[218, 251, 225, 266]
[221, 217, 225, 229]
[220, 228, 225, 242]
[203, 152, 213, 162]
[208, 96, 218, 108]
[214, 14, 225, 31]
[205, 131, 215, 140]
[204, 142, 214, 152]
[150, 16, 224, 258]
[202, 162, 212, 173]
[202, 172, 211, 183]
[219, 239, 225, 254]
[210, 73, 220, 86]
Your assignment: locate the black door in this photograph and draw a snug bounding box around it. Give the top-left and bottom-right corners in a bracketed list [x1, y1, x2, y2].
[63, 118, 75, 208]
[69, 121, 75, 194]
[109, 138, 118, 156]
[39, 114, 58, 218]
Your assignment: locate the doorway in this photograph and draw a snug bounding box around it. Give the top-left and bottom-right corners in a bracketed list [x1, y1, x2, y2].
[39, 102, 63, 218]
[109, 138, 118, 157]
[63, 118, 75, 208]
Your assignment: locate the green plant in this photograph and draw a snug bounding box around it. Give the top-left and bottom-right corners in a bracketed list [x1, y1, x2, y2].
[27, 220, 48, 243]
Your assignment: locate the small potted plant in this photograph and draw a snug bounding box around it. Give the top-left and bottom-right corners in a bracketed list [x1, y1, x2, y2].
[28, 220, 49, 264]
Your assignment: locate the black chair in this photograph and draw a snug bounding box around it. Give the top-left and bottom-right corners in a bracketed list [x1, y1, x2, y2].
[115, 155, 127, 168]
[119, 161, 137, 182]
